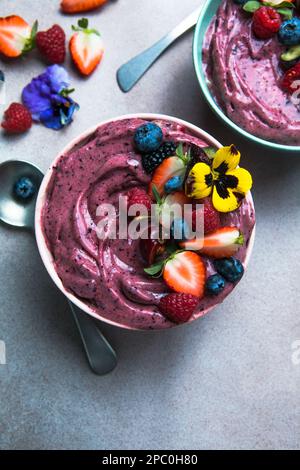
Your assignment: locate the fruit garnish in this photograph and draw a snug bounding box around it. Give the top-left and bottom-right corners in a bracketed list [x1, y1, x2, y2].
[61, 0, 108, 14]
[1, 103, 32, 134]
[252, 6, 281, 39]
[159, 293, 199, 324]
[163, 251, 206, 297]
[278, 18, 300, 45]
[134, 122, 163, 154]
[70, 18, 104, 76]
[192, 198, 221, 235]
[205, 274, 226, 296]
[164, 175, 184, 193]
[170, 219, 193, 241]
[281, 44, 300, 63]
[13, 176, 36, 200]
[214, 257, 244, 283]
[149, 157, 186, 198]
[282, 62, 300, 92]
[127, 188, 152, 215]
[155, 190, 190, 229]
[36, 25, 66, 64]
[0, 16, 38, 58]
[142, 141, 176, 174]
[180, 227, 244, 259]
[185, 145, 252, 213]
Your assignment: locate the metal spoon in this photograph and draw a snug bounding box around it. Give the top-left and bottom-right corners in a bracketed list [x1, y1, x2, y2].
[117, 6, 202, 92]
[0, 160, 117, 375]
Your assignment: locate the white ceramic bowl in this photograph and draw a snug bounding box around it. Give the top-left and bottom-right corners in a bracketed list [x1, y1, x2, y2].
[35, 113, 256, 330]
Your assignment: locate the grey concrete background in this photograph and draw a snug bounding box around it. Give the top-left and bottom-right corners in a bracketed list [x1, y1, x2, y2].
[0, 0, 299, 450]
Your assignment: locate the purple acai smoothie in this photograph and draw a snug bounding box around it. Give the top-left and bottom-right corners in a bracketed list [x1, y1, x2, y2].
[203, 0, 300, 145]
[41, 118, 255, 330]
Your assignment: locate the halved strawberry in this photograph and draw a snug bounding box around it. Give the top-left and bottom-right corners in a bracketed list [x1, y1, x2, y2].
[158, 191, 190, 229]
[180, 226, 244, 259]
[61, 0, 108, 14]
[163, 251, 206, 298]
[69, 18, 104, 76]
[0, 16, 37, 58]
[149, 156, 186, 199]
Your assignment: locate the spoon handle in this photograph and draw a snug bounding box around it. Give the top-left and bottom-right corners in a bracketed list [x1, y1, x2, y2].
[69, 301, 117, 375]
[117, 6, 202, 92]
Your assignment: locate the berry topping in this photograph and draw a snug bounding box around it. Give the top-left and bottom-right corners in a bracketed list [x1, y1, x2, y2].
[192, 198, 221, 235]
[278, 18, 300, 46]
[0, 16, 37, 58]
[140, 238, 165, 266]
[206, 274, 226, 296]
[69, 18, 104, 76]
[134, 122, 163, 154]
[159, 293, 199, 324]
[170, 219, 193, 241]
[1, 103, 32, 133]
[36, 24, 66, 64]
[214, 257, 244, 283]
[163, 251, 206, 298]
[149, 157, 186, 198]
[127, 188, 152, 214]
[61, 0, 108, 14]
[164, 175, 183, 193]
[282, 62, 300, 93]
[14, 176, 36, 200]
[252, 7, 281, 39]
[142, 141, 176, 174]
[180, 226, 244, 259]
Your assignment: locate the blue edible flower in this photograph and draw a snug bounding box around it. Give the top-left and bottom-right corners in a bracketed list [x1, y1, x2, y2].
[22, 65, 79, 130]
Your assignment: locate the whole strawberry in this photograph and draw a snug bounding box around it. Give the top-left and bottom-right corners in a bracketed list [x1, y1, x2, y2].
[282, 62, 300, 93]
[127, 188, 152, 214]
[36, 24, 66, 64]
[252, 7, 281, 39]
[192, 198, 221, 235]
[1, 103, 32, 133]
[159, 293, 199, 324]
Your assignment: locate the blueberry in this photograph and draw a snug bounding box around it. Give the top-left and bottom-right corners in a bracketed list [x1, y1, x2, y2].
[13, 176, 36, 200]
[164, 175, 183, 193]
[278, 19, 300, 46]
[214, 257, 244, 283]
[206, 274, 226, 296]
[171, 219, 192, 241]
[134, 123, 163, 153]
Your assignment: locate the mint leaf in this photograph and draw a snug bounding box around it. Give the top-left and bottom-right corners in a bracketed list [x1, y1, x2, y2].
[243, 1, 261, 13]
[277, 7, 293, 19]
[203, 146, 217, 159]
[281, 44, 300, 61]
[263, 1, 294, 8]
[144, 261, 164, 276]
[152, 185, 162, 204]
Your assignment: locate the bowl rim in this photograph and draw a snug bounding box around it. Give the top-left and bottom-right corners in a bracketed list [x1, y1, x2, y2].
[193, 0, 300, 153]
[35, 112, 256, 331]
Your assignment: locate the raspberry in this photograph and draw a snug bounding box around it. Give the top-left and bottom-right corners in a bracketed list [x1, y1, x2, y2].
[159, 293, 199, 324]
[192, 199, 221, 235]
[1, 103, 32, 133]
[127, 188, 152, 214]
[282, 62, 300, 93]
[252, 7, 281, 40]
[36, 24, 66, 64]
[142, 141, 177, 174]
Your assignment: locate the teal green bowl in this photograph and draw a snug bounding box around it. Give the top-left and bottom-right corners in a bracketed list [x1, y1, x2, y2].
[193, 0, 300, 153]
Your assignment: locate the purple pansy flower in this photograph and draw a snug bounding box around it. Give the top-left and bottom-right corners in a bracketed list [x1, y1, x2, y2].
[22, 65, 79, 130]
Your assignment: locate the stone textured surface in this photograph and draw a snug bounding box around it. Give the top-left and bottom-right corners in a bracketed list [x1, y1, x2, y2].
[0, 0, 300, 450]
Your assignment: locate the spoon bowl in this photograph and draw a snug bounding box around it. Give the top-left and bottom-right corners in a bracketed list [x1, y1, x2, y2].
[0, 160, 43, 229]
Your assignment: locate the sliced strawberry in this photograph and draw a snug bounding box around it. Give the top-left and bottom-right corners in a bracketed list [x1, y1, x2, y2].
[149, 156, 186, 199]
[159, 191, 190, 229]
[0, 16, 36, 58]
[61, 0, 108, 14]
[163, 251, 206, 298]
[69, 18, 104, 76]
[180, 226, 244, 259]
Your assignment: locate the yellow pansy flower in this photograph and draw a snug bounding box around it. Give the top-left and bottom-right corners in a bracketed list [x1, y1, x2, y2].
[185, 145, 253, 213]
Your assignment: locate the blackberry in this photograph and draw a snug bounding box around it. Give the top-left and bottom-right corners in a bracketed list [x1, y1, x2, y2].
[142, 141, 177, 174]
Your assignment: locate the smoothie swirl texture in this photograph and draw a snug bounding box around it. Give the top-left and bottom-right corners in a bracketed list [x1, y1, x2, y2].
[41, 118, 255, 330]
[203, 0, 300, 146]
